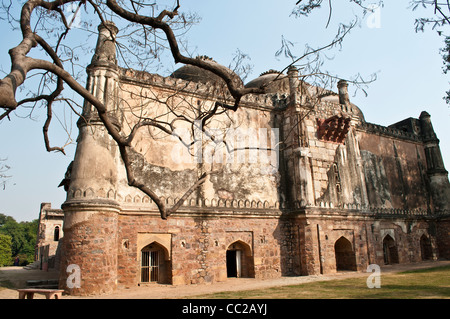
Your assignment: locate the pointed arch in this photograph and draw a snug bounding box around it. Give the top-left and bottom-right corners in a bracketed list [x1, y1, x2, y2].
[420, 234, 433, 260]
[382, 234, 399, 264]
[137, 233, 172, 284]
[226, 240, 255, 278]
[334, 236, 357, 271]
[140, 241, 171, 284]
[53, 226, 60, 241]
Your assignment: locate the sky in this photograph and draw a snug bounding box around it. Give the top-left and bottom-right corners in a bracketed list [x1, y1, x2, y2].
[0, 0, 449, 222]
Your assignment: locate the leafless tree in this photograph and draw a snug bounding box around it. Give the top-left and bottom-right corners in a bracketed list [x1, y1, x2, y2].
[294, 0, 450, 102]
[410, 0, 450, 31]
[409, 0, 450, 102]
[0, 0, 374, 219]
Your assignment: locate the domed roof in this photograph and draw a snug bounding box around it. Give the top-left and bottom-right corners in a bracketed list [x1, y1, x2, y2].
[170, 56, 225, 84]
[319, 94, 365, 122]
[245, 70, 289, 93]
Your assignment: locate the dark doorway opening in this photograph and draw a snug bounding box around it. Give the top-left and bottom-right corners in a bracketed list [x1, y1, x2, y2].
[226, 241, 254, 278]
[420, 235, 433, 260]
[140, 242, 171, 284]
[334, 236, 357, 271]
[382, 235, 399, 265]
[226, 250, 237, 277]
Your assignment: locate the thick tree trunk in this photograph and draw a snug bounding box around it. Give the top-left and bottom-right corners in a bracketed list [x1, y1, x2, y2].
[0, 81, 17, 109]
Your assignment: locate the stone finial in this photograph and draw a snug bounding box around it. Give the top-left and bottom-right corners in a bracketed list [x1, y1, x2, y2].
[91, 21, 119, 67]
[419, 111, 431, 119]
[287, 66, 299, 108]
[287, 65, 299, 78]
[337, 80, 350, 105]
[419, 110, 437, 141]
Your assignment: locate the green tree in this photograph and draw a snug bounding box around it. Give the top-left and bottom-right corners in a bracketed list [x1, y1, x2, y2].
[20, 219, 39, 263]
[0, 214, 38, 265]
[0, 214, 25, 257]
[0, 234, 12, 266]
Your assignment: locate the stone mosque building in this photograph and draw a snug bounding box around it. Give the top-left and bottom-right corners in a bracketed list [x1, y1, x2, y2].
[46, 22, 450, 295]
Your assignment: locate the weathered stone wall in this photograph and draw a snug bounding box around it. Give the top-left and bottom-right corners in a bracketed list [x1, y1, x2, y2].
[436, 218, 450, 259]
[116, 209, 294, 288]
[59, 200, 120, 296]
[36, 203, 64, 259]
[57, 24, 449, 296]
[113, 70, 282, 208]
[358, 130, 429, 210]
[113, 207, 443, 289]
[295, 211, 439, 276]
[281, 73, 367, 210]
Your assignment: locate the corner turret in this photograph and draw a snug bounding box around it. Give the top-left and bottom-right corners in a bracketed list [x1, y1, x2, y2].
[81, 21, 121, 128]
[419, 111, 450, 212]
[59, 22, 122, 296]
[90, 21, 119, 68]
[337, 80, 350, 106]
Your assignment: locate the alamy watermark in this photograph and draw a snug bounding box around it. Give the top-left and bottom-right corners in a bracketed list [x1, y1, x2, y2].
[170, 120, 280, 175]
[366, 4, 382, 29]
[65, 2, 82, 29]
[66, 264, 81, 289]
[366, 264, 381, 288]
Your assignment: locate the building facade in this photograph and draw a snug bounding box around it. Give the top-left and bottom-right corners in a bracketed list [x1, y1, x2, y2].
[57, 22, 450, 295]
[35, 203, 64, 270]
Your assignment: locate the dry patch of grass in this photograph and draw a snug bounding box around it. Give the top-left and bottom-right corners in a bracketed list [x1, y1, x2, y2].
[0, 279, 15, 290]
[191, 265, 450, 299]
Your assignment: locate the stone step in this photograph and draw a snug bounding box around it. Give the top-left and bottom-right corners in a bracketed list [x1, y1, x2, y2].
[23, 261, 40, 270]
[26, 279, 59, 289]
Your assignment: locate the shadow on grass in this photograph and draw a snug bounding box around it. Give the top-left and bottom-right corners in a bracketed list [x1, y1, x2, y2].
[190, 264, 450, 299]
[372, 284, 450, 298]
[399, 265, 450, 274]
[0, 280, 15, 290]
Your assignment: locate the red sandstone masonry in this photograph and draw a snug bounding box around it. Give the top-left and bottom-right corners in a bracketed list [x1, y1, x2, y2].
[116, 212, 290, 288]
[59, 202, 120, 296]
[55, 25, 449, 298]
[58, 202, 445, 295]
[114, 208, 444, 290]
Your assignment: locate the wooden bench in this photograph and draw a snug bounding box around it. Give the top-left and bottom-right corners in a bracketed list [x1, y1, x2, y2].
[17, 288, 64, 299]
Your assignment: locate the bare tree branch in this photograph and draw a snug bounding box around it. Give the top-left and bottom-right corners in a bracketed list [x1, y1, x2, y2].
[0, 0, 374, 219]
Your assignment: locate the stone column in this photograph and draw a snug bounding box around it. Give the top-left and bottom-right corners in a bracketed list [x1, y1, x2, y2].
[59, 22, 122, 296]
[337, 80, 350, 106]
[285, 66, 315, 206]
[288, 65, 299, 109]
[60, 200, 120, 295]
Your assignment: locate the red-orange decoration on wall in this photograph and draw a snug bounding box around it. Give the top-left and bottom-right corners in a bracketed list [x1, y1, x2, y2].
[317, 115, 351, 143]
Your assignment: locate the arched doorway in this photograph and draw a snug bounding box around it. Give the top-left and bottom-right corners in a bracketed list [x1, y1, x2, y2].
[334, 236, 357, 271]
[226, 241, 254, 278]
[382, 234, 399, 265]
[140, 242, 171, 284]
[420, 234, 433, 260]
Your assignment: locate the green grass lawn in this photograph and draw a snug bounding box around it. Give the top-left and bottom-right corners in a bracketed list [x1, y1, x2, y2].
[190, 265, 450, 299]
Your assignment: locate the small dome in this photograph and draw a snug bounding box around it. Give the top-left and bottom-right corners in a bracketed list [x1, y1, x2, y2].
[245, 70, 289, 93]
[170, 56, 225, 84]
[319, 94, 365, 122]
